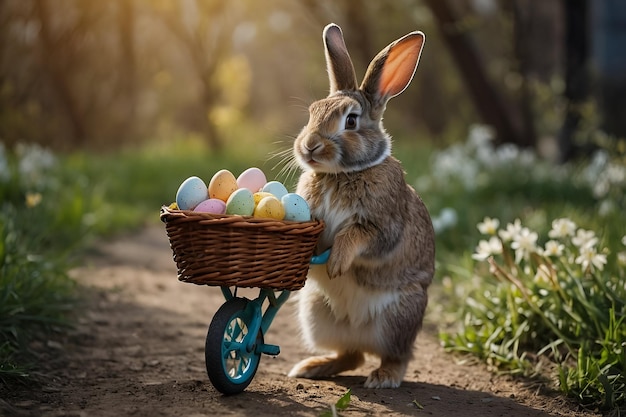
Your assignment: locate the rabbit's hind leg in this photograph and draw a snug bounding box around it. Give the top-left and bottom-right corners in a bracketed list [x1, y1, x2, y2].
[364, 356, 408, 389]
[288, 350, 364, 379]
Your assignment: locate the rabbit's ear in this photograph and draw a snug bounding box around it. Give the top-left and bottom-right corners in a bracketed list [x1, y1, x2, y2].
[323, 24, 358, 93]
[361, 31, 425, 106]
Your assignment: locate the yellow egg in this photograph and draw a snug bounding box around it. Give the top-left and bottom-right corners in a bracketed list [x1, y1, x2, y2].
[208, 169, 238, 202]
[253, 192, 274, 206]
[253, 196, 285, 220]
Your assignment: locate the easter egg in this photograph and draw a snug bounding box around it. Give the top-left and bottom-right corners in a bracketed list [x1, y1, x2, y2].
[237, 167, 267, 192]
[254, 196, 285, 220]
[176, 176, 208, 210]
[253, 192, 274, 206]
[282, 193, 311, 222]
[225, 188, 255, 216]
[209, 169, 238, 202]
[261, 181, 289, 199]
[193, 198, 226, 214]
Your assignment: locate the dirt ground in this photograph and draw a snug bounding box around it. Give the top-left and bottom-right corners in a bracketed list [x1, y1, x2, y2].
[1, 225, 602, 417]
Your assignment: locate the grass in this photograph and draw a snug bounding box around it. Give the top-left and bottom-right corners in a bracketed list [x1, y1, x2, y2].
[421, 127, 626, 413]
[0, 144, 81, 385]
[440, 217, 625, 410]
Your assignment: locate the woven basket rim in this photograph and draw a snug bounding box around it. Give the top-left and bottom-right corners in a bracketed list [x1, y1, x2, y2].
[160, 205, 323, 227]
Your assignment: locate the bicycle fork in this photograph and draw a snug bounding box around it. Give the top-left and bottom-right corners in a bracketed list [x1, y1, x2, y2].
[220, 287, 291, 356]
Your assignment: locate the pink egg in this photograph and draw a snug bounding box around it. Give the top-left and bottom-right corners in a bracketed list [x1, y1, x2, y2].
[193, 198, 226, 214]
[237, 167, 267, 192]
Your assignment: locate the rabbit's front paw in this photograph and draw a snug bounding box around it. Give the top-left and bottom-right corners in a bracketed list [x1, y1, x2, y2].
[327, 251, 352, 279]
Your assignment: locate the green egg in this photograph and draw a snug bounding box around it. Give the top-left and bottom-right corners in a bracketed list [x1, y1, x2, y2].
[225, 188, 255, 216]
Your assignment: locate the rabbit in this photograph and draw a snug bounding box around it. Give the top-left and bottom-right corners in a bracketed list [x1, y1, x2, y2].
[287, 23, 435, 389]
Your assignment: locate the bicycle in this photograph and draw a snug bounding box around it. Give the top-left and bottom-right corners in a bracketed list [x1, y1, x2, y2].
[205, 250, 330, 395]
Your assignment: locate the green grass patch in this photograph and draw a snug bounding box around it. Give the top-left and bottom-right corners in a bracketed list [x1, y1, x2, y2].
[0, 144, 81, 386]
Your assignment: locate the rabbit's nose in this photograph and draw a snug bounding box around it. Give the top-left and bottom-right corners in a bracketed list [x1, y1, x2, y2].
[304, 142, 322, 152]
[304, 134, 324, 153]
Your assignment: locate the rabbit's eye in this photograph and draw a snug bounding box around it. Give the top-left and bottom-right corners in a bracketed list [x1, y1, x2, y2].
[345, 114, 358, 130]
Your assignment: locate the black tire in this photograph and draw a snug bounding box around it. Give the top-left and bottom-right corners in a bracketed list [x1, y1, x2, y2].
[205, 297, 263, 395]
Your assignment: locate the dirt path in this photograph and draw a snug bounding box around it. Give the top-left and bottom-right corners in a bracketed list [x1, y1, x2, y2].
[2, 226, 600, 417]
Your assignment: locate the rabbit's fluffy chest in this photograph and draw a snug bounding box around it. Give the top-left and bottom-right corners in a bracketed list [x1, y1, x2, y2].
[305, 180, 401, 326]
[314, 190, 351, 250]
[304, 170, 375, 249]
[307, 264, 400, 327]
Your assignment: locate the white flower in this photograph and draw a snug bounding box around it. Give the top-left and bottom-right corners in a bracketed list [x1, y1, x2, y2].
[495, 144, 520, 166]
[583, 150, 609, 185]
[498, 219, 522, 242]
[542, 240, 564, 257]
[16, 143, 56, 175]
[510, 227, 538, 263]
[475, 144, 495, 167]
[439, 208, 458, 227]
[477, 217, 500, 235]
[575, 246, 607, 272]
[598, 199, 615, 216]
[618, 252, 626, 267]
[534, 264, 553, 285]
[606, 163, 626, 185]
[16, 143, 57, 186]
[548, 218, 577, 239]
[593, 178, 610, 198]
[622, 235, 626, 246]
[472, 237, 503, 261]
[431, 207, 458, 234]
[467, 124, 494, 151]
[518, 149, 536, 167]
[572, 229, 597, 248]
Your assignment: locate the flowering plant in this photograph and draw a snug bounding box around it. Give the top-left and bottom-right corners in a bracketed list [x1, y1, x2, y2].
[443, 216, 626, 410]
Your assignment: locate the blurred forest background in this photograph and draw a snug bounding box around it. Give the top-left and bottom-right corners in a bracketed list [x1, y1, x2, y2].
[2, 0, 625, 159]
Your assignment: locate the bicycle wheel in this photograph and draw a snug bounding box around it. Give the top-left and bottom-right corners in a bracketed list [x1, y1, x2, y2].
[205, 297, 263, 395]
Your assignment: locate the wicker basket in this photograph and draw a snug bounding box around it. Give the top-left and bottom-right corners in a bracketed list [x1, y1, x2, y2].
[160, 206, 324, 290]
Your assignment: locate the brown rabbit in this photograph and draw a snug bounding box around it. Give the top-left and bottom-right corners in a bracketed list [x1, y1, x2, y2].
[288, 23, 435, 388]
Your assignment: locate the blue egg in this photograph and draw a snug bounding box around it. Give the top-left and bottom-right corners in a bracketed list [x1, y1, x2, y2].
[176, 176, 208, 210]
[281, 193, 311, 222]
[261, 181, 289, 199]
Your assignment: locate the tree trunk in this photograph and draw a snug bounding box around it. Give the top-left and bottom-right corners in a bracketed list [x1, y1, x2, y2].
[511, 0, 538, 149]
[35, 0, 86, 147]
[424, 0, 525, 146]
[158, 1, 227, 151]
[593, 0, 626, 141]
[117, 0, 136, 141]
[557, 0, 590, 162]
